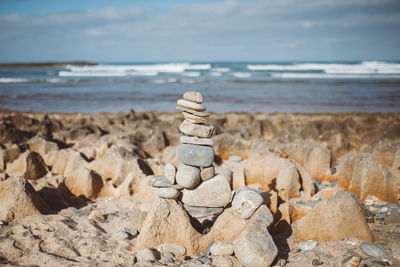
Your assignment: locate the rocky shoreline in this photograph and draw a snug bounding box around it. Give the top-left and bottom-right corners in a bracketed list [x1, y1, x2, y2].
[0, 108, 399, 266]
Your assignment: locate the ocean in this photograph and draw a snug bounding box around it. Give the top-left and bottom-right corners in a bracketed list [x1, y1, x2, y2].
[0, 61, 399, 114]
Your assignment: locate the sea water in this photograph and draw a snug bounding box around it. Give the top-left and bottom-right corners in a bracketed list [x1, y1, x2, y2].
[0, 61, 399, 113]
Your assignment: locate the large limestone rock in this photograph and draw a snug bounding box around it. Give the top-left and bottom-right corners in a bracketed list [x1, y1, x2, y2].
[64, 168, 103, 200]
[45, 148, 88, 177]
[181, 174, 232, 208]
[276, 164, 300, 201]
[27, 136, 58, 159]
[6, 151, 48, 180]
[292, 190, 374, 242]
[0, 176, 50, 222]
[133, 198, 204, 255]
[335, 153, 400, 203]
[233, 205, 277, 267]
[232, 187, 263, 219]
[0, 145, 20, 171]
[212, 133, 248, 160]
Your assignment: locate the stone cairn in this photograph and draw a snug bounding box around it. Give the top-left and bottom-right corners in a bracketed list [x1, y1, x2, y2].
[148, 91, 263, 220]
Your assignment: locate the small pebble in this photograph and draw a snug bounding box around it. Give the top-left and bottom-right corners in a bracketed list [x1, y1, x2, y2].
[228, 155, 242, 162]
[312, 259, 323, 266]
[0, 220, 4, 225]
[120, 231, 129, 239]
[136, 248, 157, 262]
[299, 240, 318, 251]
[360, 242, 385, 257]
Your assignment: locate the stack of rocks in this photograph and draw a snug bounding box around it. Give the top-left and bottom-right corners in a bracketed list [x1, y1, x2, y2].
[148, 91, 263, 220]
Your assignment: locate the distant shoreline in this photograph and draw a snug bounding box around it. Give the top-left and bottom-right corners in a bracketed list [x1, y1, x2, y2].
[0, 61, 97, 69]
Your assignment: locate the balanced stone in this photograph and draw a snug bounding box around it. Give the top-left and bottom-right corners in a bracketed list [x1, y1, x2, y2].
[177, 99, 206, 112]
[179, 120, 215, 138]
[177, 143, 214, 167]
[164, 163, 176, 184]
[201, 166, 215, 181]
[183, 91, 204, 103]
[184, 205, 224, 219]
[176, 106, 209, 117]
[209, 241, 234, 256]
[147, 175, 183, 189]
[181, 174, 232, 207]
[157, 188, 180, 199]
[182, 112, 207, 124]
[176, 164, 201, 189]
[232, 186, 264, 219]
[180, 136, 213, 146]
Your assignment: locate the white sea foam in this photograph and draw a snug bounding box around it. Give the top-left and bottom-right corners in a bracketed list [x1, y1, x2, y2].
[271, 73, 400, 79]
[233, 72, 252, 78]
[0, 78, 33, 83]
[248, 61, 400, 74]
[182, 72, 201, 77]
[153, 78, 178, 83]
[211, 67, 230, 72]
[63, 63, 211, 77]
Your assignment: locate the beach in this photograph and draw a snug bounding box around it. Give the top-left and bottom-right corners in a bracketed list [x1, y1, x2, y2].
[0, 108, 399, 266]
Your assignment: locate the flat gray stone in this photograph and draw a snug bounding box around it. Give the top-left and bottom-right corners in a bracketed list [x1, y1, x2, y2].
[177, 143, 214, 167]
[201, 166, 215, 181]
[182, 112, 207, 124]
[232, 186, 264, 219]
[184, 204, 223, 218]
[147, 175, 183, 189]
[183, 91, 203, 103]
[164, 163, 176, 184]
[157, 188, 180, 199]
[360, 242, 385, 257]
[209, 241, 234, 256]
[177, 99, 206, 111]
[176, 164, 201, 189]
[233, 205, 277, 267]
[180, 136, 213, 146]
[176, 106, 210, 117]
[181, 174, 232, 208]
[179, 120, 215, 138]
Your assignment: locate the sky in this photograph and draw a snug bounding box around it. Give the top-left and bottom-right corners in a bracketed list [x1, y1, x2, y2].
[0, 0, 399, 62]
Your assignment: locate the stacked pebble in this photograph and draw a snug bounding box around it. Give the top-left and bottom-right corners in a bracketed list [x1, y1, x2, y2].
[148, 91, 263, 221]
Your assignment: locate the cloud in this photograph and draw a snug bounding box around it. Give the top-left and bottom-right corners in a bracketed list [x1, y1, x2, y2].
[0, 0, 399, 61]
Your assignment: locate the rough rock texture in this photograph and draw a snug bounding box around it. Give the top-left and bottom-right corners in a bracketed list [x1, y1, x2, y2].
[179, 120, 215, 138]
[64, 168, 103, 200]
[335, 153, 400, 203]
[233, 205, 277, 267]
[232, 187, 263, 219]
[292, 190, 374, 241]
[181, 174, 232, 208]
[0, 176, 50, 222]
[6, 151, 48, 180]
[133, 198, 204, 255]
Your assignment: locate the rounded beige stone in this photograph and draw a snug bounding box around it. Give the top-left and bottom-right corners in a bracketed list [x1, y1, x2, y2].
[177, 99, 206, 112]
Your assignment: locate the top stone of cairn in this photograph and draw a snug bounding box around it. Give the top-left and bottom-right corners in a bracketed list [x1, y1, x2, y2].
[183, 91, 204, 104]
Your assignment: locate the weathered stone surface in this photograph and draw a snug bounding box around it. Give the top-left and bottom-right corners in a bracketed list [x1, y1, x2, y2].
[292, 190, 374, 241]
[156, 188, 180, 199]
[335, 153, 400, 203]
[0, 145, 21, 171]
[222, 161, 245, 190]
[147, 175, 183, 189]
[183, 205, 223, 219]
[215, 167, 233, 187]
[228, 155, 242, 162]
[232, 187, 263, 219]
[45, 148, 88, 177]
[136, 248, 157, 262]
[177, 99, 206, 111]
[276, 164, 301, 201]
[0, 176, 50, 222]
[65, 168, 103, 200]
[179, 120, 215, 138]
[176, 164, 201, 189]
[200, 166, 215, 181]
[176, 106, 210, 117]
[6, 151, 48, 180]
[233, 205, 277, 267]
[177, 143, 214, 167]
[181, 174, 232, 208]
[183, 91, 204, 103]
[27, 136, 58, 159]
[212, 133, 248, 160]
[182, 112, 207, 124]
[164, 163, 176, 184]
[360, 242, 385, 257]
[209, 241, 234, 256]
[133, 199, 204, 255]
[161, 243, 187, 257]
[180, 136, 213, 146]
